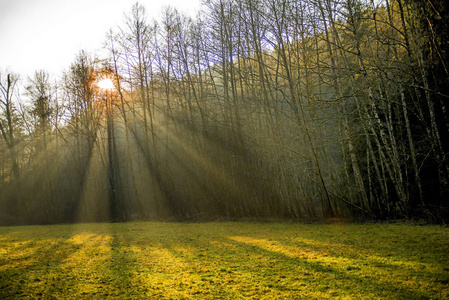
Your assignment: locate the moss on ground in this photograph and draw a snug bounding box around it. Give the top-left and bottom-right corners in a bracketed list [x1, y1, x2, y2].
[0, 222, 448, 299]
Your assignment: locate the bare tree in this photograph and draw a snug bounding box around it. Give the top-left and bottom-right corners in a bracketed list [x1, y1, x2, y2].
[0, 72, 27, 221]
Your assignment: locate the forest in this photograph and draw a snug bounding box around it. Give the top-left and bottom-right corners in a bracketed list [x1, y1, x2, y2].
[1, 0, 448, 225]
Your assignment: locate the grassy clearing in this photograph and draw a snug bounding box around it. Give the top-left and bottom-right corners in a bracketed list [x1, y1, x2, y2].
[0, 222, 448, 299]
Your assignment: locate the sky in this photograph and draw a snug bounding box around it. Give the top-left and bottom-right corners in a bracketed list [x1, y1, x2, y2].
[0, 0, 201, 80]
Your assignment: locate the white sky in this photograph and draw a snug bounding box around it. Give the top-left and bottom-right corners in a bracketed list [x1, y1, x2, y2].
[0, 0, 201, 79]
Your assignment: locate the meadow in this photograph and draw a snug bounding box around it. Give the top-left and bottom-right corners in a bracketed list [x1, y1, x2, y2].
[0, 222, 448, 299]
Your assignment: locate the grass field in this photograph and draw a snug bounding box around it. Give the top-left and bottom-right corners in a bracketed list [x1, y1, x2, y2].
[0, 222, 448, 299]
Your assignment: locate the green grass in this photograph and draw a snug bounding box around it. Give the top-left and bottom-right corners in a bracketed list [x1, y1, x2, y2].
[0, 222, 448, 299]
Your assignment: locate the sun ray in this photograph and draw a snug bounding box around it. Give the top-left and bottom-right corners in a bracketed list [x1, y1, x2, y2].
[75, 122, 110, 223]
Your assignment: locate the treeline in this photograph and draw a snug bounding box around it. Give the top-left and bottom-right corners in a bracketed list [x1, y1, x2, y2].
[0, 0, 448, 225]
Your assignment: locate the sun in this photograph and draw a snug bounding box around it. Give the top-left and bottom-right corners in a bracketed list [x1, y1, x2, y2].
[97, 77, 115, 91]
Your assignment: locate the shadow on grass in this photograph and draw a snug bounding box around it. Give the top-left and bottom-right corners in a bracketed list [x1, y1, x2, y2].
[222, 235, 432, 299]
[99, 225, 142, 298]
[0, 232, 82, 298]
[0, 222, 447, 299]
[0, 225, 140, 299]
[124, 224, 446, 299]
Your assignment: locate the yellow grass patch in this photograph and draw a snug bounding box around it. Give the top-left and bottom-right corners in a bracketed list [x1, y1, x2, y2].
[0, 222, 448, 299]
